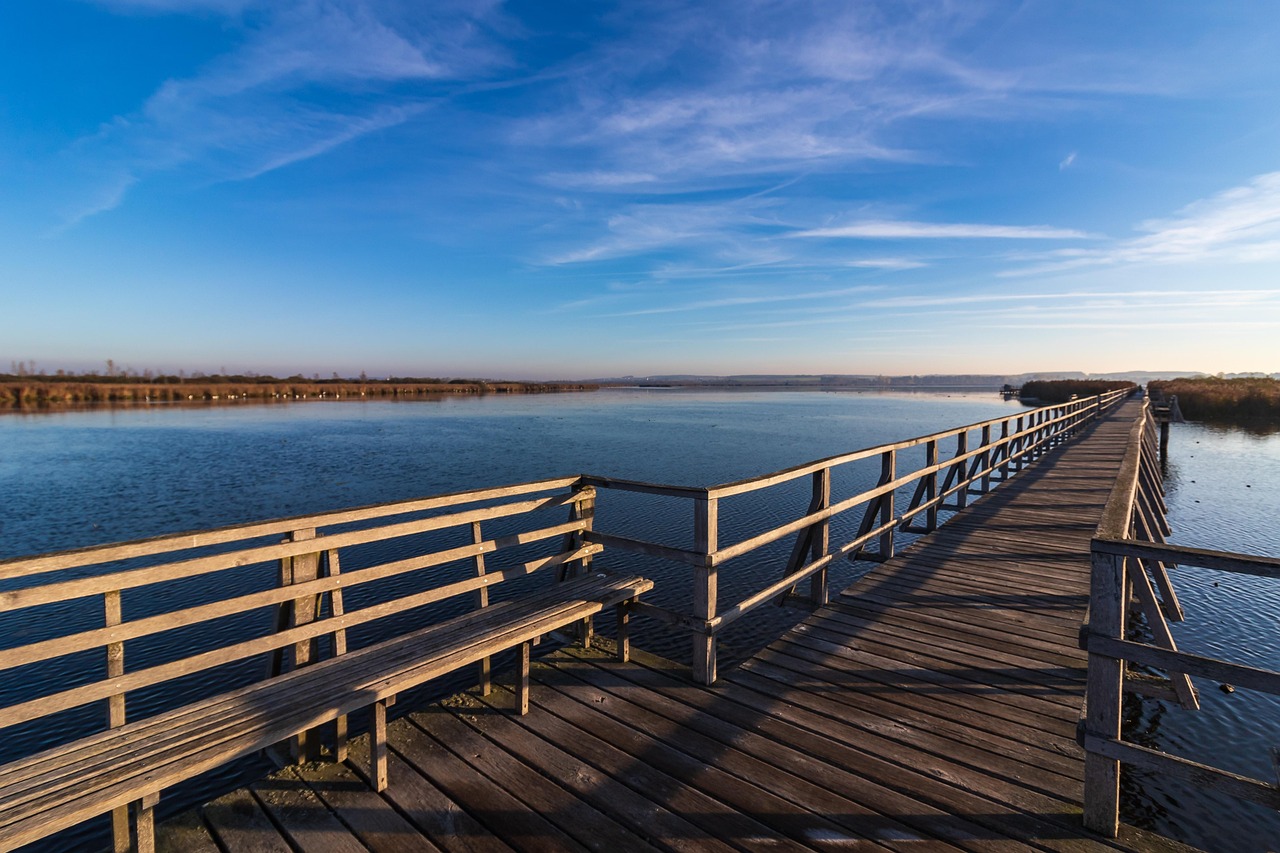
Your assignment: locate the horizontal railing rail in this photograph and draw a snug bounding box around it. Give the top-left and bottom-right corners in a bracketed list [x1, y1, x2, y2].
[587, 388, 1132, 682]
[1081, 399, 1279, 836]
[0, 477, 598, 738]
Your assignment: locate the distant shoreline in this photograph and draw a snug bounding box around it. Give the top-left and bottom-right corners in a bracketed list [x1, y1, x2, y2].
[1, 380, 598, 408]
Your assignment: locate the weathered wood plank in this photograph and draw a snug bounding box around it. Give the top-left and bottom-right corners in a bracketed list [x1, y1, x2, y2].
[201, 788, 293, 853]
[529, 667, 902, 850]
[155, 810, 221, 853]
[470, 684, 801, 853]
[451, 692, 740, 853]
[289, 751, 448, 853]
[403, 707, 636, 852]
[343, 728, 506, 853]
[250, 768, 370, 853]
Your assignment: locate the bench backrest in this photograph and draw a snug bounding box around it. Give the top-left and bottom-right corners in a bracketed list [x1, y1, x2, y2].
[0, 478, 598, 752]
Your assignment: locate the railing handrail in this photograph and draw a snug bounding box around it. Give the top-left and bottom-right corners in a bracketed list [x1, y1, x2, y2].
[0, 480, 603, 732]
[1092, 538, 1280, 578]
[1082, 397, 1280, 836]
[1093, 399, 1149, 541]
[708, 390, 1126, 498]
[0, 475, 583, 580]
[589, 387, 1129, 682]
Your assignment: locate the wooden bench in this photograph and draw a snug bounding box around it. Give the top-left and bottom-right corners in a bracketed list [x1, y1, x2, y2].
[0, 479, 651, 853]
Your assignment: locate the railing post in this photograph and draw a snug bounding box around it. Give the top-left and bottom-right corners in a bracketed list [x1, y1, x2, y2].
[809, 469, 831, 605]
[954, 433, 969, 509]
[693, 496, 719, 685]
[471, 521, 492, 695]
[1014, 416, 1025, 471]
[325, 549, 349, 762]
[879, 450, 895, 558]
[925, 439, 939, 531]
[979, 424, 992, 493]
[998, 420, 1010, 482]
[282, 528, 321, 762]
[564, 485, 597, 646]
[104, 590, 129, 853]
[1083, 548, 1127, 837]
[560, 485, 596, 581]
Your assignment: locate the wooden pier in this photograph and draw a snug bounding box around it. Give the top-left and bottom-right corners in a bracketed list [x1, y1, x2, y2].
[15, 389, 1275, 852]
[145, 399, 1199, 852]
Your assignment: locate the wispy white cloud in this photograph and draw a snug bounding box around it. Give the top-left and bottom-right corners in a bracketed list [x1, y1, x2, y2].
[59, 1, 506, 227]
[847, 258, 927, 270]
[793, 220, 1090, 240]
[543, 201, 779, 265]
[54, 173, 138, 234]
[858, 287, 1280, 310]
[239, 103, 427, 180]
[606, 284, 881, 317]
[542, 171, 659, 189]
[92, 0, 254, 12]
[511, 3, 1195, 195]
[1059, 151, 1077, 170]
[1002, 171, 1280, 276]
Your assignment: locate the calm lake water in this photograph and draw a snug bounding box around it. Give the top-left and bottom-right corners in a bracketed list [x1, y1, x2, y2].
[1, 389, 1276, 851]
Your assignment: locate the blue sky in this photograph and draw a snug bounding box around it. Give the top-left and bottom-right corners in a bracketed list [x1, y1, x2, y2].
[3, 1, 1279, 379]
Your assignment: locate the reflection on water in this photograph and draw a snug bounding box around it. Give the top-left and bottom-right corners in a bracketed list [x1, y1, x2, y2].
[1120, 420, 1280, 853]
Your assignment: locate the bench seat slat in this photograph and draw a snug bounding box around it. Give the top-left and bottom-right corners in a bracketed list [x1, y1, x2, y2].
[0, 573, 642, 806]
[0, 573, 651, 852]
[0, 566, 615, 786]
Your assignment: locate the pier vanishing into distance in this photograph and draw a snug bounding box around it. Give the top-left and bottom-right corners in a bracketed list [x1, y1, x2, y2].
[3, 390, 1278, 852]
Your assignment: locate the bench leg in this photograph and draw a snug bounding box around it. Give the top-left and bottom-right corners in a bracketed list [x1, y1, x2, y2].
[478, 655, 492, 697]
[335, 712, 348, 763]
[134, 792, 159, 853]
[112, 804, 130, 853]
[372, 698, 389, 792]
[616, 602, 632, 663]
[517, 640, 531, 715]
[579, 615, 593, 650]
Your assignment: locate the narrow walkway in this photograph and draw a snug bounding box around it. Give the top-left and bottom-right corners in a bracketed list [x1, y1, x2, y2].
[159, 402, 1199, 852]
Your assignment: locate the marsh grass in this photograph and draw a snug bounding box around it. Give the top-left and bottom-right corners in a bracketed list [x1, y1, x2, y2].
[1148, 377, 1280, 425]
[0, 379, 596, 407]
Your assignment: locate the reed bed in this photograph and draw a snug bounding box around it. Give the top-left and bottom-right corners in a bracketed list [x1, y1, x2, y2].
[0, 380, 597, 407]
[1148, 377, 1280, 423]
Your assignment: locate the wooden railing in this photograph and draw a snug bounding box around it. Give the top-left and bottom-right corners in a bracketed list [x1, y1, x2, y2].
[586, 388, 1132, 683]
[0, 476, 599, 757]
[1080, 399, 1280, 836]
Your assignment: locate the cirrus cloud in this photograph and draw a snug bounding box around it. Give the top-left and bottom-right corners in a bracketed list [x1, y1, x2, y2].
[792, 220, 1091, 240]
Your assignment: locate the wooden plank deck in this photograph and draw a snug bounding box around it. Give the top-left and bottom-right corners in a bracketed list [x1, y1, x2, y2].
[159, 401, 1201, 853]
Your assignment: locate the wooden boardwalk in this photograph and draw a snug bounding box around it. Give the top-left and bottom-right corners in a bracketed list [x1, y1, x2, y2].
[158, 401, 1199, 853]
